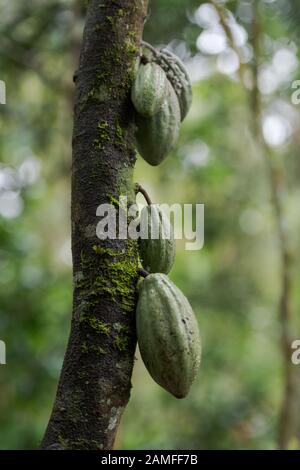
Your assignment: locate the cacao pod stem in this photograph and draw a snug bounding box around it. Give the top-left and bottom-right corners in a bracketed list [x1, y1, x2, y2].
[141, 40, 159, 57]
[135, 183, 153, 206]
[141, 41, 184, 89]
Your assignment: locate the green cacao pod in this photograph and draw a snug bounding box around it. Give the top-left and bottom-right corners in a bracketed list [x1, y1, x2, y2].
[135, 80, 181, 166]
[159, 48, 193, 121]
[131, 62, 168, 117]
[139, 204, 175, 274]
[136, 273, 201, 398]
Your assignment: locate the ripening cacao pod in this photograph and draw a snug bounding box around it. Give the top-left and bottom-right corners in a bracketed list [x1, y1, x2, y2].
[136, 273, 201, 398]
[131, 62, 168, 117]
[135, 80, 181, 166]
[159, 48, 193, 121]
[139, 204, 175, 274]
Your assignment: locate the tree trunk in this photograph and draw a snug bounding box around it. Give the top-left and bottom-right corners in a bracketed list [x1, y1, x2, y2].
[41, 0, 148, 450]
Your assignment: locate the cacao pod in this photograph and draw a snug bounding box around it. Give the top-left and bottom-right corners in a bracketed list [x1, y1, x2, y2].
[139, 204, 175, 274]
[131, 62, 168, 117]
[135, 80, 181, 166]
[136, 273, 201, 398]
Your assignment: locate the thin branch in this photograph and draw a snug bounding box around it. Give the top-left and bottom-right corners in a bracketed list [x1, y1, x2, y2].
[210, 0, 248, 85]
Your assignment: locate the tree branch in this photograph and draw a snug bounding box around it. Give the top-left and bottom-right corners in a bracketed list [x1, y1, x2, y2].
[210, 0, 246, 85]
[136, 183, 153, 205]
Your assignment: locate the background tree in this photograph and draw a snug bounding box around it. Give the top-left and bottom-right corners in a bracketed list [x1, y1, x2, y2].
[0, 0, 300, 450]
[40, 0, 148, 450]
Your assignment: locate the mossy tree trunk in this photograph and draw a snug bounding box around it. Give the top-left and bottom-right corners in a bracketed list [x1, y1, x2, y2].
[41, 0, 148, 450]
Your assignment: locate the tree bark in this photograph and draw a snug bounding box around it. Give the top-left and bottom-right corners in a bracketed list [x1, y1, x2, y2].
[41, 0, 148, 450]
[211, 0, 299, 448]
[249, 3, 297, 449]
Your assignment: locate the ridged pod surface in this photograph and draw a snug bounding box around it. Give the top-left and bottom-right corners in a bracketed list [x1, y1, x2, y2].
[139, 204, 175, 274]
[159, 48, 193, 121]
[135, 80, 181, 166]
[136, 274, 201, 398]
[131, 62, 168, 117]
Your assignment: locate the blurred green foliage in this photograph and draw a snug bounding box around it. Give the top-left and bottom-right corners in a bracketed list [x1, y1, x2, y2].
[1, 0, 300, 450]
